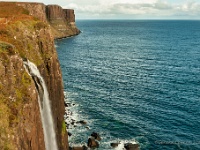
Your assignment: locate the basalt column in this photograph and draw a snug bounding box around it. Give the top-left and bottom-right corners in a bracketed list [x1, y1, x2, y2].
[46, 5, 80, 38]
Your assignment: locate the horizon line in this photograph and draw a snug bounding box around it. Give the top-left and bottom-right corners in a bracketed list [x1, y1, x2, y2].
[76, 18, 200, 21]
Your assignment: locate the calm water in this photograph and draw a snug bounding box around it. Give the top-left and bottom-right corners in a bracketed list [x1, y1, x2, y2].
[56, 20, 200, 150]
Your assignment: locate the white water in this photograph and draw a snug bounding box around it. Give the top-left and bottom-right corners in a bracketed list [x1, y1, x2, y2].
[24, 60, 58, 150]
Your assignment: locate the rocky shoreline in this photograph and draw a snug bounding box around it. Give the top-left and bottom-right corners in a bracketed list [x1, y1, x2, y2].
[63, 92, 140, 150]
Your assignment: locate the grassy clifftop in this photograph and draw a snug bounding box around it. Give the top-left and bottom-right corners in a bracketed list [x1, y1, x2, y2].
[0, 2, 53, 64]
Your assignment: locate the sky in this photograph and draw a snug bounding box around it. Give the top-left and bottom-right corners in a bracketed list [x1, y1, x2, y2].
[3, 0, 200, 19]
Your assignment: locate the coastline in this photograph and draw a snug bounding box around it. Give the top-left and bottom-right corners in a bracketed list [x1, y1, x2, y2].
[0, 2, 80, 149]
[56, 19, 200, 150]
[56, 27, 141, 149]
[62, 90, 140, 150]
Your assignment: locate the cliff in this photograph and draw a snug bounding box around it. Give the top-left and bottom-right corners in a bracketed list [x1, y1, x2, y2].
[0, 2, 79, 150]
[17, 3, 80, 38]
[46, 5, 80, 38]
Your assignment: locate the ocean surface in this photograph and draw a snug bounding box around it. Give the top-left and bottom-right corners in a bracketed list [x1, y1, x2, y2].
[56, 20, 200, 150]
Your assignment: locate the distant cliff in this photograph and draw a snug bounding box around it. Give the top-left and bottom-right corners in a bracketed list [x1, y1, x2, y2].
[0, 2, 79, 150]
[46, 5, 80, 38]
[17, 3, 80, 38]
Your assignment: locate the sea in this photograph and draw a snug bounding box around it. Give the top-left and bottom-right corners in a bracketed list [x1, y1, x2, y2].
[56, 20, 200, 150]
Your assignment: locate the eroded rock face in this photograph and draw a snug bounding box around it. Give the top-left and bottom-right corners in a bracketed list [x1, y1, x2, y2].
[0, 2, 77, 150]
[16, 2, 80, 39]
[17, 2, 47, 22]
[36, 27, 68, 150]
[64, 9, 75, 22]
[46, 5, 65, 20]
[0, 54, 45, 150]
[46, 5, 80, 38]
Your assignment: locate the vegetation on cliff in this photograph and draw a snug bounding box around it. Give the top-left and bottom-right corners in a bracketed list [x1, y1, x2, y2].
[0, 2, 77, 149]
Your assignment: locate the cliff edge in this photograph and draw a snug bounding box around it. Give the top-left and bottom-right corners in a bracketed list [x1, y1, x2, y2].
[17, 2, 80, 38]
[0, 2, 79, 150]
[46, 5, 80, 38]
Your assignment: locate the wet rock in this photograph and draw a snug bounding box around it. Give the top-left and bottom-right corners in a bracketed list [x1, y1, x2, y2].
[110, 143, 119, 148]
[91, 132, 101, 141]
[82, 145, 88, 150]
[87, 138, 99, 148]
[124, 143, 140, 150]
[78, 120, 87, 125]
[71, 121, 75, 125]
[71, 145, 88, 150]
[66, 111, 72, 115]
[68, 132, 72, 136]
[73, 147, 82, 150]
[86, 126, 90, 129]
[64, 103, 68, 107]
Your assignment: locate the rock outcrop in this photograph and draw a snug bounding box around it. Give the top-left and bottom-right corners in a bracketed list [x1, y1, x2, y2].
[46, 5, 80, 38]
[87, 138, 99, 149]
[16, 2, 80, 38]
[17, 2, 47, 22]
[64, 9, 75, 23]
[124, 143, 140, 150]
[0, 2, 79, 150]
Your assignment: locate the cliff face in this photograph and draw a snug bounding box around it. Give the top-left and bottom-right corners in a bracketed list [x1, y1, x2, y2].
[0, 53, 45, 150]
[0, 2, 77, 150]
[16, 2, 80, 38]
[46, 5, 80, 38]
[64, 9, 75, 22]
[17, 2, 47, 22]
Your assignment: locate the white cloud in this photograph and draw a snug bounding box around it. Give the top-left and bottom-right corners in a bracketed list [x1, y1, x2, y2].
[2, 0, 200, 19]
[63, 0, 200, 19]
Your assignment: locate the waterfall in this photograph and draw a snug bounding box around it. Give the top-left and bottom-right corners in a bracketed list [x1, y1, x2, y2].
[23, 60, 58, 150]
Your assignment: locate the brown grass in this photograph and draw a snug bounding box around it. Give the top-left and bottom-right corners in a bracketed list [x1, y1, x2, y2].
[0, 2, 33, 30]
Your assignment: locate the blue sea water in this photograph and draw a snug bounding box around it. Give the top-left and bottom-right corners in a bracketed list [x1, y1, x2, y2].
[56, 20, 200, 150]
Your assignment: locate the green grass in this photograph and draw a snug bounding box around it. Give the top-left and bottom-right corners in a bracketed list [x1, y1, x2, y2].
[0, 41, 14, 54]
[62, 120, 66, 135]
[0, 95, 14, 150]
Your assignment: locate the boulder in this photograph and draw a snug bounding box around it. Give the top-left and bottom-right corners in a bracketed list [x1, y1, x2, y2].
[68, 132, 72, 136]
[91, 132, 101, 141]
[124, 143, 140, 150]
[87, 138, 99, 148]
[82, 145, 88, 150]
[110, 143, 119, 148]
[64, 103, 68, 107]
[78, 120, 87, 125]
[85, 126, 90, 129]
[71, 145, 88, 150]
[71, 121, 75, 125]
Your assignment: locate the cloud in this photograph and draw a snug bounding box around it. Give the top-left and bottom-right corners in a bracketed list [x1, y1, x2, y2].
[64, 0, 200, 19]
[63, 0, 165, 17]
[2, 0, 200, 19]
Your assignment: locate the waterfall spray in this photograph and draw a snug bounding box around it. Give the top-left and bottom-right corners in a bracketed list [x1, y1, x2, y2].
[23, 60, 58, 150]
